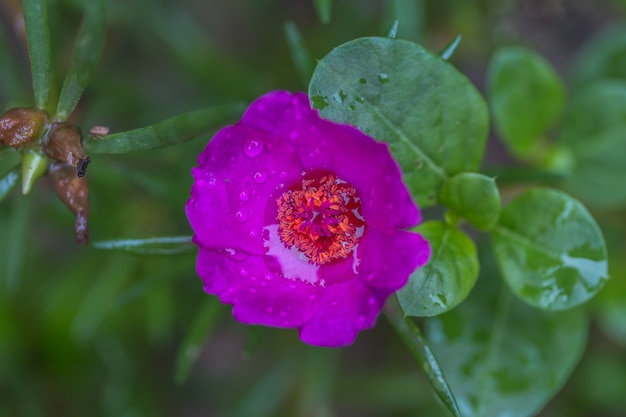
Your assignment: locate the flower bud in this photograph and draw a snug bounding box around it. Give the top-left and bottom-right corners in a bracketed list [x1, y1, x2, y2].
[0, 107, 47, 149]
[49, 162, 90, 244]
[21, 150, 49, 195]
[44, 122, 90, 177]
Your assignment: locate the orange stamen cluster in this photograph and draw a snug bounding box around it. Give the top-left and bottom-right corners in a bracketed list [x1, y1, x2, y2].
[276, 174, 363, 265]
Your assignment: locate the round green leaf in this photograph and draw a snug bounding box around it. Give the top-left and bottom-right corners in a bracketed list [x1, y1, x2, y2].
[439, 172, 501, 230]
[425, 271, 588, 417]
[309, 37, 488, 207]
[493, 188, 608, 310]
[397, 221, 479, 317]
[487, 47, 565, 158]
[569, 24, 626, 87]
[557, 81, 626, 207]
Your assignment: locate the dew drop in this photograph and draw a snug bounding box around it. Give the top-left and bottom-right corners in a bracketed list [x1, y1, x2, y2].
[279, 171, 287, 179]
[253, 171, 267, 183]
[308, 294, 317, 301]
[239, 267, 249, 277]
[243, 139, 263, 157]
[239, 190, 250, 201]
[378, 73, 389, 84]
[235, 210, 248, 222]
[249, 287, 257, 294]
[249, 229, 258, 239]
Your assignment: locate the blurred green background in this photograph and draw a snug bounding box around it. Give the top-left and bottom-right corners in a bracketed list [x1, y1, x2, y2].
[1, 0, 626, 416]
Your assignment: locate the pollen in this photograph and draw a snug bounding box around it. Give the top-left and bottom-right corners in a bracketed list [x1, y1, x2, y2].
[276, 173, 364, 265]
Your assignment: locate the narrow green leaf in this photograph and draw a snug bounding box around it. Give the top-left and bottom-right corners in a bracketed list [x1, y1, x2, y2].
[398, 221, 479, 317]
[20, 150, 48, 195]
[22, 0, 52, 109]
[385, 0, 424, 41]
[92, 236, 195, 255]
[56, 0, 107, 120]
[386, 19, 399, 39]
[4, 193, 33, 292]
[313, 0, 332, 24]
[174, 299, 222, 384]
[439, 172, 500, 230]
[84, 103, 245, 154]
[425, 269, 588, 417]
[557, 81, 626, 207]
[493, 188, 608, 310]
[309, 37, 488, 206]
[487, 47, 565, 158]
[0, 169, 20, 202]
[385, 297, 461, 417]
[439, 35, 462, 61]
[284, 21, 316, 87]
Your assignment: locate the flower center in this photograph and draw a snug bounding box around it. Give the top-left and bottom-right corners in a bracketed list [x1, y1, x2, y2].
[276, 172, 364, 265]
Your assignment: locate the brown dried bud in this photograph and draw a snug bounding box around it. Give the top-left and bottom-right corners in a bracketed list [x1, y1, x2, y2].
[0, 107, 47, 148]
[44, 122, 90, 177]
[49, 162, 90, 245]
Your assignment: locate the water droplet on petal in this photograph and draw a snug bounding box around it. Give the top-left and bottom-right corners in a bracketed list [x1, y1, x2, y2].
[235, 210, 248, 222]
[239, 190, 249, 201]
[249, 229, 258, 239]
[243, 139, 263, 157]
[249, 287, 257, 294]
[239, 267, 249, 277]
[253, 171, 267, 183]
[279, 171, 287, 179]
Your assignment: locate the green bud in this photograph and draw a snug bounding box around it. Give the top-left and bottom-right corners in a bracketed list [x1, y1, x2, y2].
[439, 172, 501, 231]
[21, 150, 49, 195]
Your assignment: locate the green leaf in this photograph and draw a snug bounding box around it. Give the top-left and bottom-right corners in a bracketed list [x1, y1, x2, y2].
[487, 47, 565, 158]
[0, 169, 19, 202]
[595, 257, 626, 346]
[284, 21, 315, 87]
[20, 150, 48, 195]
[313, 0, 332, 24]
[557, 81, 626, 207]
[309, 37, 488, 207]
[385, 0, 424, 41]
[425, 269, 588, 417]
[174, 298, 222, 384]
[385, 297, 461, 417]
[397, 221, 479, 317]
[493, 188, 608, 310]
[92, 236, 195, 255]
[3, 193, 33, 292]
[439, 35, 462, 61]
[439, 172, 501, 230]
[22, 0, 52, 109]
[569, 24, 626, 86]
[55, 0, 107, 120]
[84, 103, 245, 154]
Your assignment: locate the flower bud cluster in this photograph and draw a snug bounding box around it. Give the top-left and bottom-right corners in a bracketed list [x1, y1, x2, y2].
[0, 107, 92, 244]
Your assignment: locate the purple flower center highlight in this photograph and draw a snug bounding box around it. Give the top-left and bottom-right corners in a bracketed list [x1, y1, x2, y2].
[186, 91, 430, 347]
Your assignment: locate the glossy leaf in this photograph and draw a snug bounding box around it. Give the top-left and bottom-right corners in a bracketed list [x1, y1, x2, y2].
[487, 47, 565, 158]
[557, 81, 626, 207]
[397, 221, 479, 317]
[313, 0, 332, 24]
[22, 0, 51, 109]
[0, 169, 19, 203]
[439, 172, 500, 230]
[439, 35, 462, 61]
[309, 37, 488, 206]
[385, 297, 461, 417]
[569, 24, 626, 86]
[284, 21, 315, 87]
[20, 150, 48, 195]
[92, 236, 195, 255]
[493, 188, 608, 310]
[84, 103, 245, 154]
[174, 298, 222, 384]
[425, 270, 588, 417]
[56, 0, 107, 120]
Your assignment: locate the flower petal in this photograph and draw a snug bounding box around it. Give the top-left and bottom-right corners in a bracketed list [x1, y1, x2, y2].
[197, 247, 323, 328]
[298, 278, 389, 347]
[358, 228, 431, 290]
[187, 124, 303, 254]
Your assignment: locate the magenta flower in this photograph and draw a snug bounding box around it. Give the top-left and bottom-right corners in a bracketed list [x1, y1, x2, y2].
[186, 91, 430, 347]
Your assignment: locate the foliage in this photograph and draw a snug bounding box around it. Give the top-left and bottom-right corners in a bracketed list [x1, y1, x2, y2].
[1, 1, 626, 417]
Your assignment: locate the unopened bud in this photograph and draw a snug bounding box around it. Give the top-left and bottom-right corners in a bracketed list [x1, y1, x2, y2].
[49, 162, 90, 244]
[44, 122, 90, 177]
[0, 107, 47, 149]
